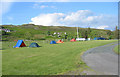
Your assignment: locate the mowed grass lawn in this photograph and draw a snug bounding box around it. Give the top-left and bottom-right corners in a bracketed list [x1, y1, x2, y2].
[2, 40, 117, 75]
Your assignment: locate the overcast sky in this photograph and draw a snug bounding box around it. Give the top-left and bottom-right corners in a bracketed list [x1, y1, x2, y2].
[1, 1, 118, 30]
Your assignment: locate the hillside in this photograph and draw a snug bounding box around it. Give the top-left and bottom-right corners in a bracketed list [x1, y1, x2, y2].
[1, 24, 114, 41]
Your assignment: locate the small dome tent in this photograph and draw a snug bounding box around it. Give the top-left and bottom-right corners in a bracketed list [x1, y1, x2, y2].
[13, 40, 26, 48]
[56, 40, 64, 43]
[94, 37, 106, 40]
[29, 42, 40, 47]
[50, 40, 56, 44]
[70, 39, 76, 42]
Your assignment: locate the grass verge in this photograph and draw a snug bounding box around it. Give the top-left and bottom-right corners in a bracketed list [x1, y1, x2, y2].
[114, 45, 120, 54]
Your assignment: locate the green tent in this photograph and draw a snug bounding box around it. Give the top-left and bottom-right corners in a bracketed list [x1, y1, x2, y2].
[29, 42, 40, 47]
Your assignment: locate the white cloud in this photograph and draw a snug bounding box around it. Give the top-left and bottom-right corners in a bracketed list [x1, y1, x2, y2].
[33, 3, 56, 9]
[40, 5, 48, 9]
[0, 2, 11, 15]
[0, 0, 14, 15]
[30, 13, 65, 26]
[33, 4, 48, 9]
[30, 10, 117, 30]
[97, 25, 109, 29]
[0, 0, 14, 24]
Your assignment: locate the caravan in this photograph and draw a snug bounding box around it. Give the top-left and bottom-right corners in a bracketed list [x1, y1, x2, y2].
[76, 38, 86, 41]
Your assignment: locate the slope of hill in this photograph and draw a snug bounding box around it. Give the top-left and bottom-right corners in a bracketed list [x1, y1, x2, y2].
[1, 24, 114, 41]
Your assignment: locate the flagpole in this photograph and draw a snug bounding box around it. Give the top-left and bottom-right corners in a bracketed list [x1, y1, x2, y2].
[77, 26, 79, 38]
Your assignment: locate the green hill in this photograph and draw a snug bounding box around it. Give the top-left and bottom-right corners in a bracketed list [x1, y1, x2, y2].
[1, 24, 115, 41]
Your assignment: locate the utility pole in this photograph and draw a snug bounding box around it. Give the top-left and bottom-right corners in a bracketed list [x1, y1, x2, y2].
[77, 26, 79, 38]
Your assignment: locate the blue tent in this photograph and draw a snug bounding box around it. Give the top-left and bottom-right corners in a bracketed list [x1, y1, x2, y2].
[29, 42, 40, 47]
[50, 40, 56, 44]
[94, 37, 106, 40]
[13, 40, 26, 48]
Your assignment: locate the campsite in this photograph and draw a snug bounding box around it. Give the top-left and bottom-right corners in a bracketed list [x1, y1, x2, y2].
[1, 24, 119, 75]
[2, 40, 117, 75]
[1, 2, 119, 76]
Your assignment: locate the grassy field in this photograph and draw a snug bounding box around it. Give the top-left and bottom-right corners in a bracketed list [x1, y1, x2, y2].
[2, 40, 117, 75]
[114, 45, 120, 54]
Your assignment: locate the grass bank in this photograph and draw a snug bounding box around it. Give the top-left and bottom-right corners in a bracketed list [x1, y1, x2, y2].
[114, 45, 119, 54]
[2, 40, 117, 75]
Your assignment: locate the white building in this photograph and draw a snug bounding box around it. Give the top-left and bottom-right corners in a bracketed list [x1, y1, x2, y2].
[54, 32, 56, 35]
[2, 29, 10, 32]
[65, 32, 66, 35]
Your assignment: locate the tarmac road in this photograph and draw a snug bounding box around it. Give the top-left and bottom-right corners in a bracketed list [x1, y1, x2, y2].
[82, 42, 119, 75]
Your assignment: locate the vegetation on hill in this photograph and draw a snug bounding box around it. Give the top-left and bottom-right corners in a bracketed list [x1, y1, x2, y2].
[1, 24, 118, 41]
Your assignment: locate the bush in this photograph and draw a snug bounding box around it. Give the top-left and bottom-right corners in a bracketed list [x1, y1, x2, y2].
[2, 31, 6, 35]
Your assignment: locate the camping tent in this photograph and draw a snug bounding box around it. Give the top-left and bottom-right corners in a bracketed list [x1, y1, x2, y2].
[29, 42, 40, 47]
[50, 40, 56, 44]
[70, 39, 76, 42]
[56, 40, 64, 43]
[13, 40, 26, 48]
[94, 37, 106, 40]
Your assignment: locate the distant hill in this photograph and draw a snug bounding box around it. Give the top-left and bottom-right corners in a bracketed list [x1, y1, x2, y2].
[1, 24, 115, 41]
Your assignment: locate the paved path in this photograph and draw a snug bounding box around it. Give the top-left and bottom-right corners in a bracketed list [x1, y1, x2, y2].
[82, 42, 119, 75]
